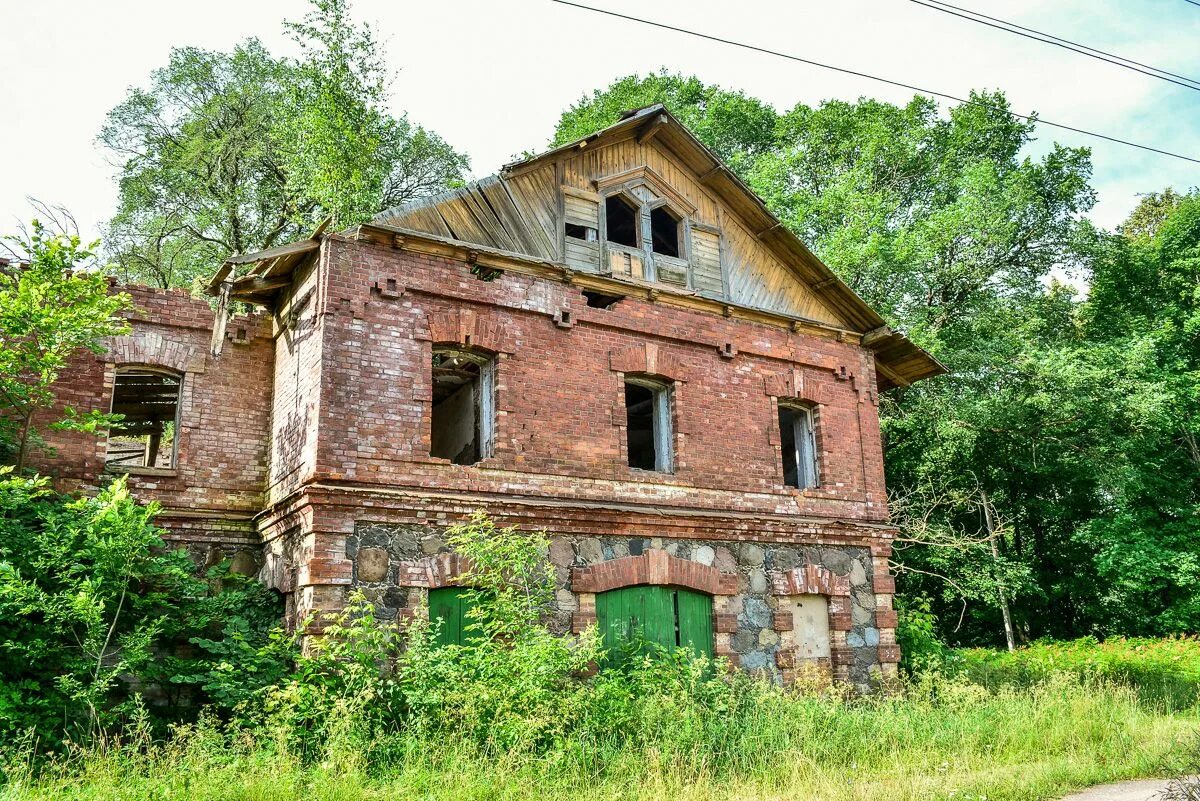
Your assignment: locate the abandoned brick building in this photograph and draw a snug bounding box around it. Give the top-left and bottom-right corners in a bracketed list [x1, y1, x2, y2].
[32, 106, 942, 686]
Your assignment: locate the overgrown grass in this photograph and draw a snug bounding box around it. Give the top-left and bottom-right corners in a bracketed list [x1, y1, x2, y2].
[955, 636, 1200, 710]
[3, 672, 1196, 801]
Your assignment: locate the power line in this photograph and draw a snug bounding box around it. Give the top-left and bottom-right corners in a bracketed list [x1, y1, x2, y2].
[1183, 0, 1200, 7]
[549, 0, 1200, 165]
[911, 0, 1200, 94]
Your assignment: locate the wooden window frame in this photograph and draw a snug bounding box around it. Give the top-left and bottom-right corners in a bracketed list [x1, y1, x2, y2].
[105, 365, 184, 475]
[624, 375, 674, 474]
[778, 401, 819, 490]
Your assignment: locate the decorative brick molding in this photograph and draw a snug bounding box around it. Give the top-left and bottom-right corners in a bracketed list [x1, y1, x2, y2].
[770, 563, 852, 596]
[608, 342, 686, 382]
[394, 553, 476, 588]
[570, 549, 738, 595]
[105, 332, 206, 374]
[417, 308, 511, 353]
[762, 367, 825, 404]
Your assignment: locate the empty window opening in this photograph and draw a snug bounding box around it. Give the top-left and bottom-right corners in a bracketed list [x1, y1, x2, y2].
[605, 195, 639, 248]
[565, 222, 598, 241]
[624, 378, 672, 472]
[582, 290, 624, 309]
[779, 403, 818, 489]
[431, 347, 495, 465]
[106, 368, 182, 470]
[650, 206, 681, 257]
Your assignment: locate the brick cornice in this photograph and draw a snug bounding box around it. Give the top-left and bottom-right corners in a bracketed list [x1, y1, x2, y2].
[570, 549, 737, 595]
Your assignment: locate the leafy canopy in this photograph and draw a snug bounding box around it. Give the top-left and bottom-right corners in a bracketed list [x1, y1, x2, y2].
[100, 0, 469, 290]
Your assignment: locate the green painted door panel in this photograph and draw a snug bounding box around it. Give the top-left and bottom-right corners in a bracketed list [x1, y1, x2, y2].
[428, 587, 482, 647]
[676, 588, 714, 658]
[596, 585, 712, 660]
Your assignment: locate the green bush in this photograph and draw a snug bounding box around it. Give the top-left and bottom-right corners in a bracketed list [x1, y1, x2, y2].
[0, 473, 287, 748]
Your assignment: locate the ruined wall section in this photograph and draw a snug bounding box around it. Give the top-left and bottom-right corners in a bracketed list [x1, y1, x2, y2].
[27, 285, 274, 557]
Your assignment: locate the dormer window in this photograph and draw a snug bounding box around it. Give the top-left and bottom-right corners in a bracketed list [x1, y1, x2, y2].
[650, 205, 681, 258]
[605, 195, 639, 248]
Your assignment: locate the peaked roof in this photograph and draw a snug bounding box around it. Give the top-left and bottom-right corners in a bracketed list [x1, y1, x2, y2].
[222, 105, 943, 388]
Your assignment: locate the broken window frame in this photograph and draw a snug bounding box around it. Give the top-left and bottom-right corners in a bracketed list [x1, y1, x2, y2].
[649, 203, 683, 258]
[623, 375, 674, 474]
[430, 346, 496, 465]
[778, 401, 819, 490]
[604, 193, 641, 250]
[105, 366, 184, 472]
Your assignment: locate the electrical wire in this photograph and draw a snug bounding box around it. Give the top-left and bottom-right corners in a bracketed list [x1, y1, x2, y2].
[548, 0, 1200, 165]
[911, 0, 1200, 93]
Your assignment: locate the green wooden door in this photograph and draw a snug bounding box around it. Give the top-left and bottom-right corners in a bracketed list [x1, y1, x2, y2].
[428, 587, 481, 647]
[595, 586, 713, 660]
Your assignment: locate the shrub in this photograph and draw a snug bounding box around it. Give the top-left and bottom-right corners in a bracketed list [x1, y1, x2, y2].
[0, 473, 287, 748]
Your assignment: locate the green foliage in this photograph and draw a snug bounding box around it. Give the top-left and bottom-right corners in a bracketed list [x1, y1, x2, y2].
[0, 474, 286, 748]
[956, 637, 1200, 710]
[100, 0, 468, 290]
[895, 597, 951, 674]
[0, 223, 132, 468]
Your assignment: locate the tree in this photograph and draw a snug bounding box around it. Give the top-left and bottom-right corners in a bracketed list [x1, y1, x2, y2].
[100, 0, 468, 290]
[0, 221, 132, 471]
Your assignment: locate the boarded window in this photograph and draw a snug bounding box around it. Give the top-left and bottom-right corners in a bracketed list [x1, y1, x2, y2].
[605, 195, 639, 248]
[105, 368, 182, 470]
[789, 594, 831, 659]
[691, 228, 723, 297]
[649, 205, 681, 257]
[595, 585, 712, 662]
[624, 377, 672, 472]
[563, 189, 601, 271]
[431, 347, 495, 465]
[779, 403, 818, 489]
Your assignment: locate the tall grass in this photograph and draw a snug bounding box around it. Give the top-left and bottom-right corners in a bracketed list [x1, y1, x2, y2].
[956, 636, 1200, 710]
[4, 671, 1196, 801]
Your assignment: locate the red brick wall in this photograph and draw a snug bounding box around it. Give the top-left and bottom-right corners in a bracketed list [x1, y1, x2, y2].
[307, 237, 889, 522]
[27, 286, 275, 543]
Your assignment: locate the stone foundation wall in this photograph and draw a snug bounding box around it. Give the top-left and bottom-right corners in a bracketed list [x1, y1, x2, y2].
[346, 521, 897, 689]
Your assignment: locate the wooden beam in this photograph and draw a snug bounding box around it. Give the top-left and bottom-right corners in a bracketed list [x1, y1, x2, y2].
[875, 359, 911, 388]
[637, 114, 668, 144]
[209, 279, 231, 358]
[235, 275, 293, 293]
[224, 238, 320, 266]
[860, 326, 893, 348]
[756, 222, 782, 240]
[698, 166, 723, 185]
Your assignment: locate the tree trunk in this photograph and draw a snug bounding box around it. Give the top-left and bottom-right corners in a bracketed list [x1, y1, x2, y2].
[982, 489, 1016, 652]
[15, 411, 32, 473]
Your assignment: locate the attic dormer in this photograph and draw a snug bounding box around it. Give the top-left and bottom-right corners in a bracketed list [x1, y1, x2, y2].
[561, 165, 725, 298]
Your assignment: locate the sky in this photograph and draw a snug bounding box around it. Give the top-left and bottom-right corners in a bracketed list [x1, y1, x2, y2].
[2, 0, 1199, 248]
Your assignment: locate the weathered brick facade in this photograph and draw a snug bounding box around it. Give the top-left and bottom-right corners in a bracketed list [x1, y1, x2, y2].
[32, 107, 940, 688]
